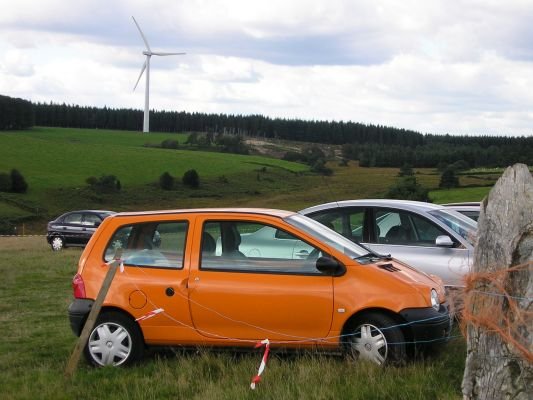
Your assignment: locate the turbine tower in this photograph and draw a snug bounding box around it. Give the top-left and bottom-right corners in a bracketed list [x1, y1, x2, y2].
[132, 16, 185, 133]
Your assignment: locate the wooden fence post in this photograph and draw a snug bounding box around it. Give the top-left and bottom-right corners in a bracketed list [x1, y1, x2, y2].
[461, 164, 532, 399]
[64, 250, 122, 378]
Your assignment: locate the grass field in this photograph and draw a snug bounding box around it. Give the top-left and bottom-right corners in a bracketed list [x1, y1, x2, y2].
[0, 237, 467, 399]
[0, 127, 498, 234]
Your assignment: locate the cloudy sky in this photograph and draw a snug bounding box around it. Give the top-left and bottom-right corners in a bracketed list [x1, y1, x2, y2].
[1, 0, 532, 136]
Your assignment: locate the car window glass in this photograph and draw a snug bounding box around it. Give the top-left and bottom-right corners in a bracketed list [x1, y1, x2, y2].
[63, 213, 83, 224]
[104, 221, 188, 269]
[428, 209, 477, 245]
[409, 214, 448, 246]
[83, 213, 101, 226]
[200, 221, 322, 274]
[374, 211, 401, 244]
[311, 211, 342, 233]
[375, 209, 448, 247]
[348, 210, 365, 242]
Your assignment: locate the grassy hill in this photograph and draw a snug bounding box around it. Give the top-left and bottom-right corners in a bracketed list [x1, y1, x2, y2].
[0, 127, 494, 233]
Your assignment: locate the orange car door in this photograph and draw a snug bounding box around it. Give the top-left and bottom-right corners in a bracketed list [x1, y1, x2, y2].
[187, 218, 334, 341]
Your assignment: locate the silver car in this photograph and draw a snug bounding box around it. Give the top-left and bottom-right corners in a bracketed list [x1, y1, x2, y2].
[299, 199, 477, 287]
[443, 202, 480, 221]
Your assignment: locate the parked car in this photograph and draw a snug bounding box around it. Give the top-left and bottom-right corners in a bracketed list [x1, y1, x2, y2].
[46, 210, 115, 251]
[68, 208, 450, 367]
[300, 199, 477, 287]
[442, 202, 481, 221]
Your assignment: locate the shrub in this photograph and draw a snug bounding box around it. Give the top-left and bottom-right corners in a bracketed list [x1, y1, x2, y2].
[398, 163, 414, 177]
[161, 139, 179, 149]
[311, 158, 333, 176]
[88, 174, 121, 194]
[439, 168, 459, 189]
[385, 176, 430, 202]
[0, 173, 11, 192]
[159, 172, 175, 190]
[10, 169, 28, 193]
[182, 169, 200, 188]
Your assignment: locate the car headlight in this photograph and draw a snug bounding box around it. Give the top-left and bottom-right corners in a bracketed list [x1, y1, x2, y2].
[430, 289, 440, 311]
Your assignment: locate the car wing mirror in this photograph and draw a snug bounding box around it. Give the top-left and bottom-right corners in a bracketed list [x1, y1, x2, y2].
[435, 235, 454, 247]
[316, 256, 345, 276]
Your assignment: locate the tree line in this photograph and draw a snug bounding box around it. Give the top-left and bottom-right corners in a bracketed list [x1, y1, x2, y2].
[0, 95, 34, 130]
[2, 95, 533, 168]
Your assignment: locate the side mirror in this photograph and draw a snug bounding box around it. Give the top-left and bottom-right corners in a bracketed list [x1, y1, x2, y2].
[435, 235, 454, 247]
[316, 256, 344, 276]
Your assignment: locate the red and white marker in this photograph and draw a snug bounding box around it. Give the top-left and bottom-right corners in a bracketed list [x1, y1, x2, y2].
[135, 308, 164, 322]
[250, 339, 270, 390]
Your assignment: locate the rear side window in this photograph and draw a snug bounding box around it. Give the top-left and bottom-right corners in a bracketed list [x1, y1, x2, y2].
[83, 213, 101, 226]
[64, 213, 82, 224]
[104, 221, 188, 269]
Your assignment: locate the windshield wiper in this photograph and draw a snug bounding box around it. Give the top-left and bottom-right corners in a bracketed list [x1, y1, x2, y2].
[355, 252, 392, 262]
[351, 239, 392, 261]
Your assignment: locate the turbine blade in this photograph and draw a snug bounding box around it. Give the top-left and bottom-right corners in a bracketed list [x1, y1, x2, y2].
[132, 16, 152, 52]
[133, 61, 147, 91]
[151, 52, 186, 56]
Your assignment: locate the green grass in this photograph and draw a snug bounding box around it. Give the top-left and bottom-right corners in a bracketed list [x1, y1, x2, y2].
[429, 187, 491, 204]
[0, 237, 466, 399]
[0, 127, 500, 232]
[0, 127, 307, 191]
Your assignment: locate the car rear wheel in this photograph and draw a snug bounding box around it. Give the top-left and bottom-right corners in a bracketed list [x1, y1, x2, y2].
[346, 313, 406, 365]
[84, 311, 144, 367]
[51, 236, 64, 251]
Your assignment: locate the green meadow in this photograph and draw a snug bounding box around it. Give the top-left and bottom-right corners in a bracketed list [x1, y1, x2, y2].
[0, 127, 495, 233]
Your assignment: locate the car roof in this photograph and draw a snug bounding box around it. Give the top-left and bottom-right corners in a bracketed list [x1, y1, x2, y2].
[442, 202, 481, 207]
[111, 208, 296, 219]
[299, 199, 447, 215]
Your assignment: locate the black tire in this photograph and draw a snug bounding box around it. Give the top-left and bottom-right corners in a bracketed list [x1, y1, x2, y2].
[345, 312, 406, 365]
[50, 236, 64, 251]
[84, 311, 144, 367]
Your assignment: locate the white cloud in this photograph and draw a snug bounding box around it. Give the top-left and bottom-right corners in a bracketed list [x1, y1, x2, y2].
[0, 0, 532, 135]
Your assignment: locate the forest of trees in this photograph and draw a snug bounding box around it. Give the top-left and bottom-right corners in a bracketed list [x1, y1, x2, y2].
[0, 95, 34, 130]
[2, 95, 533, 168]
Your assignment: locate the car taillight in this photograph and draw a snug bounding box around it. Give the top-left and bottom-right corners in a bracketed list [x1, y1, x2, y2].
[72, 273, 86, 298]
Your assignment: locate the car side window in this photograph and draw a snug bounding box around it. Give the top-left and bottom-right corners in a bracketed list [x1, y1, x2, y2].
[348, 209, 365, 242]
[374, 209, 447, 247]
[83, 213, 101, 226]
[309, 211, 343, 234]
[104, 221, 188, 269]
[64, 213, 82, 224]
[200, 221, 322, 274]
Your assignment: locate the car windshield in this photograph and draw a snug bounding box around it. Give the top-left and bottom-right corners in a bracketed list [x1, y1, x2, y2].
[428, 209, 477, 246]
[286, 214, 367, 258]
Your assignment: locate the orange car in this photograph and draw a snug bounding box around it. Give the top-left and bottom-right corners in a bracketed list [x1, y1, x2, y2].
[68, 208, 451, 367]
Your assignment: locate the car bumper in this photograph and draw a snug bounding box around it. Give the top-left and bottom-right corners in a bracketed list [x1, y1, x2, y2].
[399, 303, 452, 346]
[68, 299, 94, 336]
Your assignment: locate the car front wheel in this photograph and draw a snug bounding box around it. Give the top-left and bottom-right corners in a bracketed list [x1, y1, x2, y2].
[84, 311, 144, 367]
[50, 236, 64, 251]
[346, 313, 406, 365]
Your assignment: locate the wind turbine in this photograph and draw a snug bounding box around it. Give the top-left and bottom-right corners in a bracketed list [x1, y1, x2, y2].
[132, 16, 185, 133]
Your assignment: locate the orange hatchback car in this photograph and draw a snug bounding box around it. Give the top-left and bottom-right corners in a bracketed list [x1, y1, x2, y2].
[68, 208, 451, 367]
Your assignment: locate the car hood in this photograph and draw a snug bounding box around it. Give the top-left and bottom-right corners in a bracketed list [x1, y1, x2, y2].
[368, 257, 446, 299]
